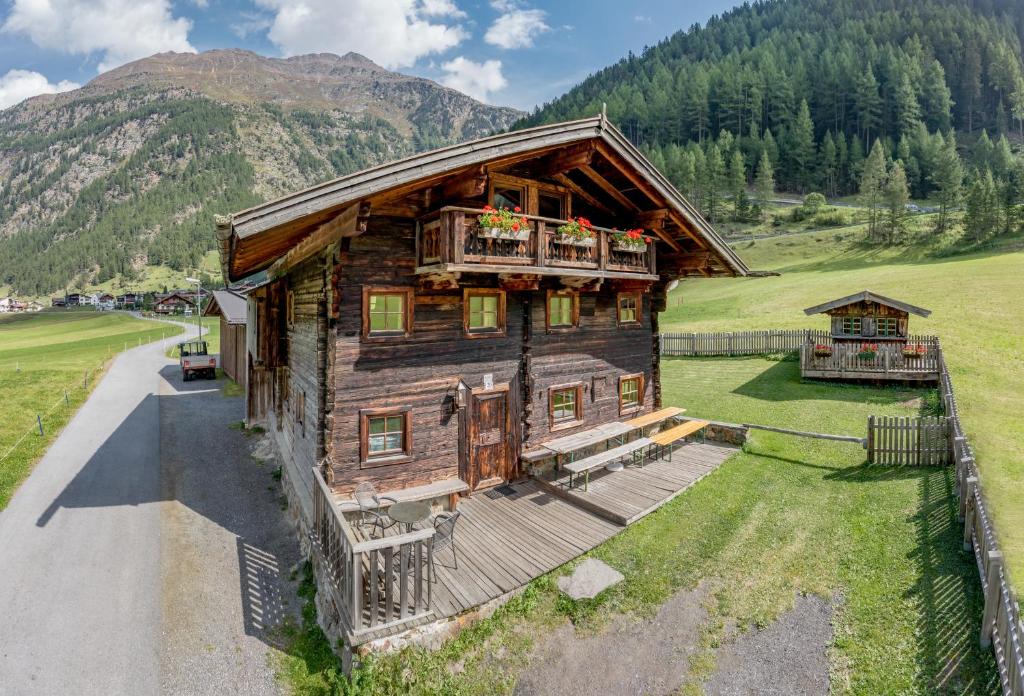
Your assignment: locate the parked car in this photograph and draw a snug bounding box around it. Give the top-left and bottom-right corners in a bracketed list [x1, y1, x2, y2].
[177, 340, 218, 381]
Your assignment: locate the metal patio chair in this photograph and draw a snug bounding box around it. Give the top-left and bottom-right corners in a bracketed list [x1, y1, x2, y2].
[429, 510, 461, 580]
[353, 482, 398, 539]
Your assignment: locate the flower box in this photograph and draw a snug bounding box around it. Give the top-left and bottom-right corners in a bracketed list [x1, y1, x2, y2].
[613, 240, 646, 253]
[812, 344, 833, 357]
[554, 234, 596, 247]
[856, 343, 878, 360]
[480, 227, 530, 241]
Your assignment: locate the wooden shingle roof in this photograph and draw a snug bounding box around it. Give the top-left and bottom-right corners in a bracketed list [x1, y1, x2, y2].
[803, 290, 932, 317]
[217, 115, 748, 281]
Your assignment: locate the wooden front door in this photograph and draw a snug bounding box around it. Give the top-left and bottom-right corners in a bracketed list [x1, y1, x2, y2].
[469, 386, 511, 492]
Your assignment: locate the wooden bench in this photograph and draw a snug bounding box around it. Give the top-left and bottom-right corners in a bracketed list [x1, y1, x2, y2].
[624, 406, 686, 432]
[649, 420, 710, 461]
[562, 437, 652, 491]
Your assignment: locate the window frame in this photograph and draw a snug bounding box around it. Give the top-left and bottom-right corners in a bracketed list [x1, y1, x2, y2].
[361, 286, 414, 340]
[545, 289, 579, 332]
[616, 291, 642, 327]
[548, 383, 584, 431]
[359, 406, 413, 468]
[463, 288, 506, 338]
[876, 316, 899, 337]
[618, 373, 644, 415]
[840, 316, 862, 336]
[489, 172, 572, 218]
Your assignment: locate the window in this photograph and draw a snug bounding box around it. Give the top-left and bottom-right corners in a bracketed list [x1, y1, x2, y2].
[876, 317, 899, 337]
[362, 287, 413, 339]
[840, 317, 862, 335]
[617, 292, 641, 326]
[549, 384, 583, 427]
[492, 185, 524, 211]
[360, 407, 412, 467]
[464, 289, 505, 337]
[546, 290, 578, 330]
[619, 374, 644, 414]
[538, 191, 568, 219]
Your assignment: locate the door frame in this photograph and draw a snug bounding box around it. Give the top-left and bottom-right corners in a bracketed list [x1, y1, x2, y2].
[466, 383, 512, 492]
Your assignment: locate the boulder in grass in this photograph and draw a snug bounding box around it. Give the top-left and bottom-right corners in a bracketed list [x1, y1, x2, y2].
[557, 558, 624, 600]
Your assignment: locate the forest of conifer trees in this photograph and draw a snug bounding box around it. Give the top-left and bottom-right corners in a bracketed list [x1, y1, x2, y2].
[520, 0, 1024, 243]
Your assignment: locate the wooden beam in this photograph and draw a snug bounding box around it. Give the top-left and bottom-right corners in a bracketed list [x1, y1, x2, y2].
[442, 166, 487, 199]
[551, 174, 613, 215]
[269, 201, 370, 278]
[528, 144, 595, 179]
[634, 208, 669, 230]
[668, 212, 709, 249]
[577, 164, 639, 211]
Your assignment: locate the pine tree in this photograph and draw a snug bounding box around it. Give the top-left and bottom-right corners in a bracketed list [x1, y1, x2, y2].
[860, 140, 888, 239]
[855, 64, 883, 142]
[894, 72, 922, 138]
[920, 59, 953, 132]
[705, 144, 725, 222]
[729, 149, 746, 218]
[964, 168, 999, 242]
[821, 131, 838, 197]
[755, 149, 775, 220]
[931, 131, 964, 233]
[787, 100, 816, 191]
[884, 160, 911, 242]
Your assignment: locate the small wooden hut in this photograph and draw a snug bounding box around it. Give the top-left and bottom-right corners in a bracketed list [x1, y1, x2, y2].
[203, 289, 248, 386]
[800, 290, 938, 382]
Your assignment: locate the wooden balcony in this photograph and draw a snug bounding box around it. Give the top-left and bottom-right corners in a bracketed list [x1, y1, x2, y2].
[416, 207, 658, 281]
[799, 337, 941, 382]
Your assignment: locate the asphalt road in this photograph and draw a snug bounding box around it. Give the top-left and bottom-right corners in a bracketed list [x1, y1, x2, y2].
[0, 333, 301, 695]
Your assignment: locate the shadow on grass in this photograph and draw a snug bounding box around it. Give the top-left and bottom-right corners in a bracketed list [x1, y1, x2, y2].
[727, 359, 924, 405]
[907, 466, 1000, 694]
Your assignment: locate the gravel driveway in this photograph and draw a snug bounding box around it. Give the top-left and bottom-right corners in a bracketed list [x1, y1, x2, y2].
[0, 336, 301, 695]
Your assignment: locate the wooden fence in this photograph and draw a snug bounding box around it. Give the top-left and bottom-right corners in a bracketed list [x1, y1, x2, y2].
[660, 329, 825, 356]
[941, 349, 1024, 695]
[311, 467, 436, 641]
[866, 415, 951, 465]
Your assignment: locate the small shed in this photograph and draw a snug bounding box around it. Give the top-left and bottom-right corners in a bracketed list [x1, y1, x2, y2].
[803, 290, 930, 342]
[204, 289, 248, 386]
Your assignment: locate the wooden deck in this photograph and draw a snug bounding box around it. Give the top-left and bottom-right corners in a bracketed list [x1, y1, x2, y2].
[346, 441, 735, 644]
[535, 442, 734, 525]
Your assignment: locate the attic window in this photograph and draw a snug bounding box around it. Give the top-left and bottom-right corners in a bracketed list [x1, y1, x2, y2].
[840, 317, 861, 335]
[492, 185, 524, 211]
[876, 317, 899, 337]
[538, 191, 567, 219]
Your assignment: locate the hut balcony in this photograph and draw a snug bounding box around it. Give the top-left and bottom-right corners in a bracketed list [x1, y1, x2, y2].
[799, 335, 941, 382]
[416, 207, 658, 282]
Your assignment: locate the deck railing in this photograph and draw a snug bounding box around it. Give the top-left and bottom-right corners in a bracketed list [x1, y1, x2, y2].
[661, 329, 825, 356]
[799, 336, 941, 377]
[311, 468, 435, 637]
[417, 206, 656, 276]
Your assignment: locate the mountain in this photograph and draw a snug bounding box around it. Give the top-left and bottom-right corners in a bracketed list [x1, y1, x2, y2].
[0, 49, 521, 295]
[519, 0, 1024, 220]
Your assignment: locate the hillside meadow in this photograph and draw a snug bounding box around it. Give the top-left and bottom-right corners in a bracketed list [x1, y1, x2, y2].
[0, 310, 181, 508]
[662, 227, 1024, 583]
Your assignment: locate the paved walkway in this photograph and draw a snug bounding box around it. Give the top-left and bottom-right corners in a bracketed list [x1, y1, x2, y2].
[0, 334, 301, 695]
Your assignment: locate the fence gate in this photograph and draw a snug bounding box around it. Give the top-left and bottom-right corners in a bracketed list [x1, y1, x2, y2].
[866, 415, 952, 465]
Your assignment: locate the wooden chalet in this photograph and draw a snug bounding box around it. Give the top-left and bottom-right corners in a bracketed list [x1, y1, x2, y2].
[800, 290, 938, 381]
[153, 291, 196, 315]
[217, 115, 747, 654]
[203, 289, 248, 386]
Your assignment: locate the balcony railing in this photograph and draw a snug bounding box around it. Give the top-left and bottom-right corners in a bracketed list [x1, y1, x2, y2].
[799, 336, 941, 380]
[417, 207, 656, 277]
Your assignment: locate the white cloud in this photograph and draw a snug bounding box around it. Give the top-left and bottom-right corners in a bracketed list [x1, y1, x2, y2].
[485, 1, 549, 49]
[634, 15, 652, 23]
[254, 0, 468, 69]
[0, 69, 79, 109]
[230, 12, 273, 40]
[440, 56, 506, 103]
[2, 0, 195, 73]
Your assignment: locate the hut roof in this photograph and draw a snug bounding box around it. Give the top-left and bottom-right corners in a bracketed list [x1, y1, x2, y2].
[217, 115, 749, 281]
[203, 289, 248, 324]
[803, 290, 931, 317]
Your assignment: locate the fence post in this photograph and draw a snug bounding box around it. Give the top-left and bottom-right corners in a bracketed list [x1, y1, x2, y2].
[64, 389, 69, 407]
[84, 370, 88, 388]
[37, 414, 43, 436]
[728, 332, 734, 355]
[866, 416, 875, 464]
[963, 476, 978, 551]
[980, 550, 1003, 648]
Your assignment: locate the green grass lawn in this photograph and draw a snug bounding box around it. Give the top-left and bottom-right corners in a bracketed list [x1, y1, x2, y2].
[663, 229, 1024, 585]
[0, 310, 181, 508]
[279, 357, 997, 694]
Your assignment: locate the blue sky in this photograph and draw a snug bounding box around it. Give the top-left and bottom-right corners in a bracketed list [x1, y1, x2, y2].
[0, 0, 740, 111]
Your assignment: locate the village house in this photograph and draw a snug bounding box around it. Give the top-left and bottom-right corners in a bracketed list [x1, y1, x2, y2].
[0, 298, 16, 313]
[115, 292, 140, 310]
[217, 116, 747, 658]
[202, 289, 248, 386]
[153, 292, 197, 315]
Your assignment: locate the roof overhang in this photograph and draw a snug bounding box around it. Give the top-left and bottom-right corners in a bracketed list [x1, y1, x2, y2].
[218, 116, 749, 282]
[204, 289, 248, 324]
[803, 290, 931, 317]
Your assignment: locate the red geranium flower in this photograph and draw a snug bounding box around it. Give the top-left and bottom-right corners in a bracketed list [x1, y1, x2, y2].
[513, 206, 521, 212]
[511, 222, 520, 231]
